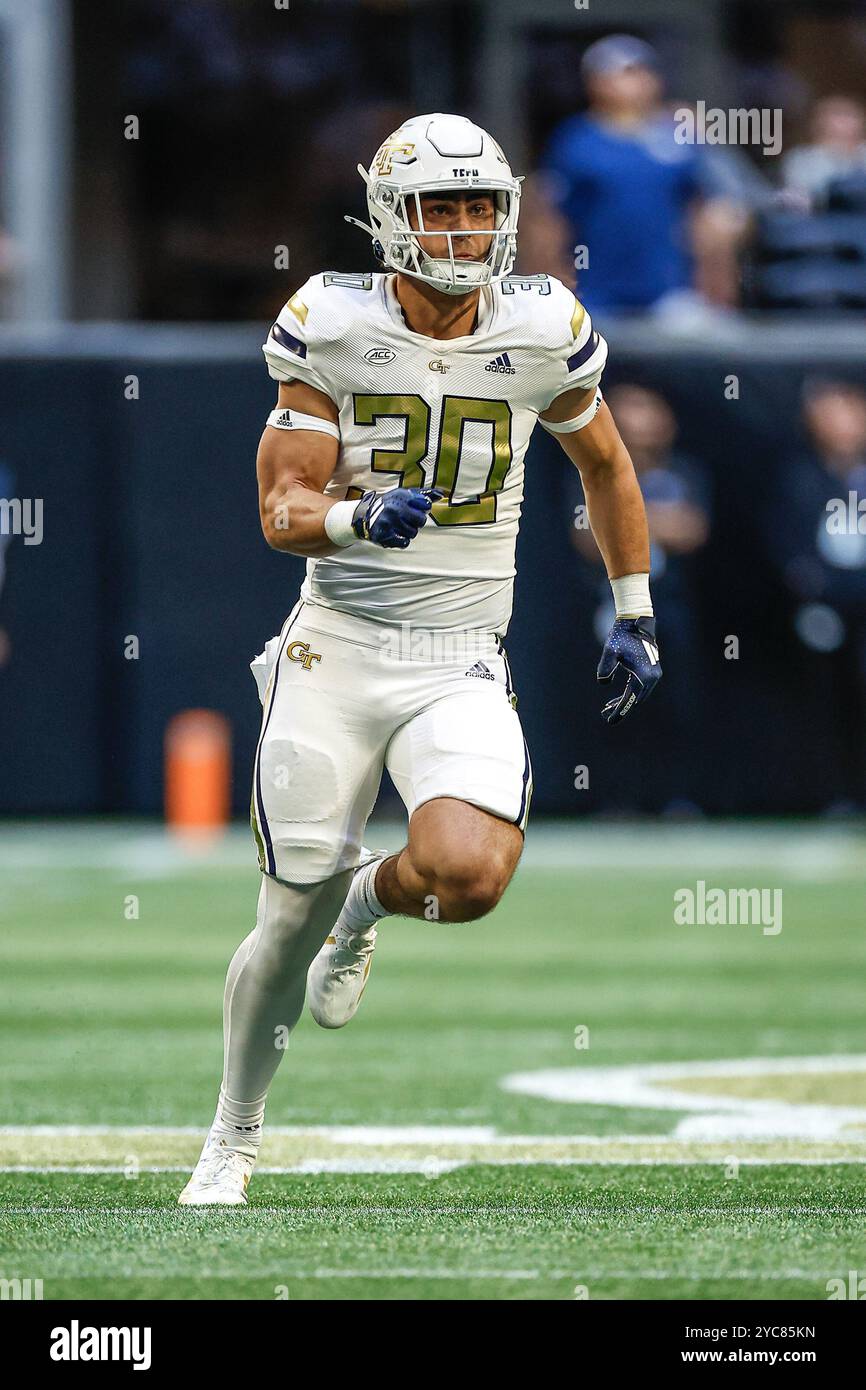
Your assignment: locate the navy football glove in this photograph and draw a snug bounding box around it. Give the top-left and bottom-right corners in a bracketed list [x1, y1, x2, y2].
[352, 486, 443, 549]
[597, 616, 662, 725]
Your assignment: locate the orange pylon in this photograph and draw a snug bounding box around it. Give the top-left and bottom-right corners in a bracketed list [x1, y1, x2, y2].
[165, 709, 231, 837]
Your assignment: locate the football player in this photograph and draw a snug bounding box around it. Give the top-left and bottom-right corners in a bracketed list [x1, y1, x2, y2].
[179, 113, 661, 1204]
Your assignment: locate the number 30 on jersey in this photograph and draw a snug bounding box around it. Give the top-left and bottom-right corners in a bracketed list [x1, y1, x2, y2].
[351, 393, 513, 526]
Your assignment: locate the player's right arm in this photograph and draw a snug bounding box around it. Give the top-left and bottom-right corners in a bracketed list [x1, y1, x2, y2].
[257, 379, 439, 555]
[260, 279, 440, 555]
[256, 380, 345, 557]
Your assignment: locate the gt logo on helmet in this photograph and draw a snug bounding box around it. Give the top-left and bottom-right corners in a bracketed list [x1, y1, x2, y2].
[371, 142, 416, 176]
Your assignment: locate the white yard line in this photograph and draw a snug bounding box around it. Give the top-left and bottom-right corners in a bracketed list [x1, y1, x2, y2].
[4, 1050, 866, 1169]
[1, 1111, 864, 1170]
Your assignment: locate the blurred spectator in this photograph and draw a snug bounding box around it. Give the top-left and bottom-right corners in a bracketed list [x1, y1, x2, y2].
[782, 97, 866, 208]
[774, 379, 866, 612]
[522, 34, 750, 318]
[771, 379, 866, 804]
[568, 384, 711, 809]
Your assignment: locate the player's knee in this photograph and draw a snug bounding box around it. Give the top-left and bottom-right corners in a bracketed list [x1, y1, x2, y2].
[255, 875, 332, 974]
[256, 899, 307, 973]
[407, 823, 518, 922]
[433, 856, 512, 922]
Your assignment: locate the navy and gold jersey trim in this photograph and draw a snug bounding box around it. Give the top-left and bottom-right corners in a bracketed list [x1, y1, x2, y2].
[270, 322, 307, 359]
[567, 331, 599, 374]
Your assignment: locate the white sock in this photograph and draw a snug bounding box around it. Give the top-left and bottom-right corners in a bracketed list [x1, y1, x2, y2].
[338, 856, 388, 934]
[212, 1087, 265, 1153]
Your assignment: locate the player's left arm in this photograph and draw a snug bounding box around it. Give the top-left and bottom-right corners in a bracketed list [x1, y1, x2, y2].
[540, 385, 662, 724]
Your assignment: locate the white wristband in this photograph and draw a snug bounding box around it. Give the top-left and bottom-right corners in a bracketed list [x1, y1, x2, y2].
[324, 499, 359, 548]
[610, 573, 653, 618]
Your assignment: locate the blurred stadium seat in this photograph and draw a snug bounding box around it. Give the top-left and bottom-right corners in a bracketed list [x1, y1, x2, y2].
[754, 258, 866, 309]
[751, 212, 866, 308]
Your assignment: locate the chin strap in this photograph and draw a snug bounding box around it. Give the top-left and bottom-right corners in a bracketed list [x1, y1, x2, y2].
[416, 262, 489, 295]
[343, 214, 376, 237]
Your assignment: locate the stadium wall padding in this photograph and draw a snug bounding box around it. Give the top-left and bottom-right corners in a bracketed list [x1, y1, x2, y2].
[0, 342, 862, 816]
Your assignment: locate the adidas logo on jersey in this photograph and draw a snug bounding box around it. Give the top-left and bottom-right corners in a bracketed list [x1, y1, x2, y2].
[485, 352, 516, 374]
[465, 661, 495, 680]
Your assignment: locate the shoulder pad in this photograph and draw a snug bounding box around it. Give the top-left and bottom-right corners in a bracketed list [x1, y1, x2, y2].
[540, 277, 609, 402]
[262, 272, 378, 391]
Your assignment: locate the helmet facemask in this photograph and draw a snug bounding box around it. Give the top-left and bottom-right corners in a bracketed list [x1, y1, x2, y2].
[383, 186, 519, 296]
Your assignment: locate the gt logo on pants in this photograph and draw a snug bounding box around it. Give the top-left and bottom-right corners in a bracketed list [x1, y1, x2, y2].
[286, 640, 322, 671]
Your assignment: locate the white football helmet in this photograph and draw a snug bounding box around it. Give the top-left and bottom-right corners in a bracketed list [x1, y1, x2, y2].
[345, 113, 522, 296]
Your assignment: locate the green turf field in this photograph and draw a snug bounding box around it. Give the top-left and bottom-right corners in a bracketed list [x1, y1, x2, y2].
[1, 820, 865, 1301]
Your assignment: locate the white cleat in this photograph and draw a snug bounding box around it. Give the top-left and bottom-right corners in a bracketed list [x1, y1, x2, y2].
[307, 851, 385, 1029]
[307, 923, 377, 1029]
[177, 1131, 257, 1206]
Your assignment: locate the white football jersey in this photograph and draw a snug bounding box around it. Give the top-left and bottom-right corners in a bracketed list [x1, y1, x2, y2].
[262, 271, 607, 634]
